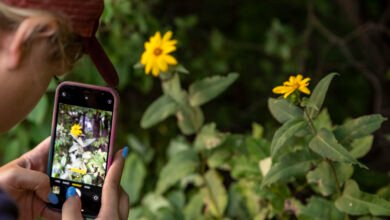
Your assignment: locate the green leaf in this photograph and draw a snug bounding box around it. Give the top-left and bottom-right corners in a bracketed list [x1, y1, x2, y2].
[262, 150, 315, 187]
[299, 197, 343, 220]
[202, 169, 228, 217]
[334, 114, 387, 144]
[335, 180, 390, 216]
[270, 119, 307, 157]
[27, 95, 48, 125]
[184, 192, 204, 220]
[350, 135, 374, 159]
[306, 72, 338, 118]
[140, 95, 178, 128]
[162, 73, 186, 105]
[194, 123, 225, 151]
[156, 149, 199, 194]
[307, 161, 353, 196]
[313, 108, 332, 130]
[176, 105, 204, 135]
[309, 128, 367, 168]
[188, 73, 239, 107]
[121, 153, 146, 204]
[268, 98, 303, 123]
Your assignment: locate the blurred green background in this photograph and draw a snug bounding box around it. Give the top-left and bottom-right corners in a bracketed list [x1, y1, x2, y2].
[0, 0, 389, 219]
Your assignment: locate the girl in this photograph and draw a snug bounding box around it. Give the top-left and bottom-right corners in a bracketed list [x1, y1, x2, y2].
[0, 0, 128, 219]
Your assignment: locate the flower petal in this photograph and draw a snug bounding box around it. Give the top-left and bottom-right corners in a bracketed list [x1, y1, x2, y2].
[163, 55, 177, 65]
[299, 86, 311, 95]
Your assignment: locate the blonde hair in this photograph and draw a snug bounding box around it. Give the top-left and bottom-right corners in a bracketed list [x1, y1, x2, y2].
[0, 2, 83, 73]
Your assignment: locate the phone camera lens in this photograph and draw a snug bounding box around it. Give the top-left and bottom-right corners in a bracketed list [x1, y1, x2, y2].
[85, 96, 89, 100]
[61, 92, 66, 97]
[107, 99, 112, 105]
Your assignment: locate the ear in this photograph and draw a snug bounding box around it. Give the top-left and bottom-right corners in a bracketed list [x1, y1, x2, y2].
[7, 16, 58, 69]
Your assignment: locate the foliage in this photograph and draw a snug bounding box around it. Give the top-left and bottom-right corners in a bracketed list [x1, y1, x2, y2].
[0, 1, 389, 220]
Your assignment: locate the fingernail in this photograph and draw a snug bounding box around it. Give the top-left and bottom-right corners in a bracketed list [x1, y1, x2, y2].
[122, 146, 129, 158]
[66, 186, 77, 199]
[48, 192, 59, 204]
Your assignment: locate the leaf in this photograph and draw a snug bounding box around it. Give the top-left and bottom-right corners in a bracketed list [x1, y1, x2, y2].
[27, 94, 48, 125]
[299, 197, 344, 220]
[162, 73, 185, 105]
[268, 98, 303, 123]
[156, 149, 199, 194]
[306, 72, 338, 118]
[307, 161, 353, 196]
[176, 105, 204, 135]
[202, 169, 228, 217]
[121, 153, 146, 204]
[140, 95, 178, 129]
[335, 180, 390, 216]
[270, 119, 307, 157]
[194, 123, 225, 151]
[262, 150, 315, 187]
[188, 73, 239, 107]
[184, 192, 204, 220]
[350, 135, 374, 159]
[309, 128, 367, 168]
[334, 114, 387, 144]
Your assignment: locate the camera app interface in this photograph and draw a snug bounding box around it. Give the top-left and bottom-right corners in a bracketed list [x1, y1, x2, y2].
[51, 103, 113, 187]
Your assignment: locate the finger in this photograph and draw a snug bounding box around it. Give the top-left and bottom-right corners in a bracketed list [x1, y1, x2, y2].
[41, 205, 61, 220]
[119, 187, 129, 220]
[16, 137, 51, 171]
[10, 167, 51, 202]
[99, 147, 128, 216]
[62, 187, 83, 220]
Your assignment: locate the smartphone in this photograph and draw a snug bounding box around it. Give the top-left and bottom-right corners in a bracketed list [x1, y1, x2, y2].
[47, 81, 119, 217]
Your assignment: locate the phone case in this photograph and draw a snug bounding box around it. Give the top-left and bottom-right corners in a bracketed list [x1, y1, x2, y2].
[47, 81, 119, 217]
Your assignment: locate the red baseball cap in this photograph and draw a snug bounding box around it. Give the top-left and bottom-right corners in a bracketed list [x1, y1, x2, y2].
[1, 0, 119, 87]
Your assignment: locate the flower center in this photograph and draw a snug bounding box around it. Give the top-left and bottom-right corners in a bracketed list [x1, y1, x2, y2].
[154, 47, 163, 56]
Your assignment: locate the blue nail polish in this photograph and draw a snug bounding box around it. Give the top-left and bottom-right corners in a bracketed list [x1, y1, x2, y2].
[66, 187, 77, 199]
[48, 193, 59, 204]
[122, 146, 129, 158]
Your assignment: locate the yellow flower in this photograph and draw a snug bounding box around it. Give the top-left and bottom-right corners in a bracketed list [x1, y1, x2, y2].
[69, 167, 87, 175]
[70, 123, 82, 137]
[140, 31, 178, 76]
[272, 74, 311, 98]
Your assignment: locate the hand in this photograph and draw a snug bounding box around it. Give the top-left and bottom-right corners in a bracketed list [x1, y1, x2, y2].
[62, 147, 129, 220]
[0, 137, 60, 220]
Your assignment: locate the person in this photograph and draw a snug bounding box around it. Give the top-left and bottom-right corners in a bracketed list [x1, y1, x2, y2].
[0, 0, 129, 219]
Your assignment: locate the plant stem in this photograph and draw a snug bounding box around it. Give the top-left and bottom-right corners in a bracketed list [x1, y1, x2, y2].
[326, 158, 342, 196]
[303, 109, 317, 134]
[302, 107, 342, 196]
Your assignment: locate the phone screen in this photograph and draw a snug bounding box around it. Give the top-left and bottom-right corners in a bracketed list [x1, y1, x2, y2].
[48, 83, 116, 217]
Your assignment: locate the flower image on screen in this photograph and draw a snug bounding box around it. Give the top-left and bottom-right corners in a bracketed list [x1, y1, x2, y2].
[51, 103, 113, 187]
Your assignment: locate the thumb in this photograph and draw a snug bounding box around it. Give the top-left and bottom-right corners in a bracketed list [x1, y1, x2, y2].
[62, 187, 83, 220]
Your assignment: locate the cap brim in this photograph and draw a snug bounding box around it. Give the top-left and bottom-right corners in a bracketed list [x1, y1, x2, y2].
[83, 37, 119, 87]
